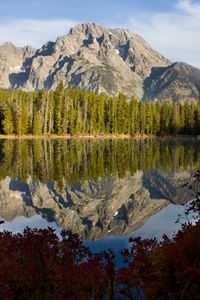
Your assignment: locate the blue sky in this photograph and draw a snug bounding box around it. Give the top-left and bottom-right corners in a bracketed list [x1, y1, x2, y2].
[0, 0, 175, 22]
[0, 0, 200, 67]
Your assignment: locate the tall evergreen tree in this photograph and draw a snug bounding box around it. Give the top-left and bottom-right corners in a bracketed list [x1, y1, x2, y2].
[54, 81, 64, 134]
[33, 112, 41, 135]
[3, 106, 14, 134]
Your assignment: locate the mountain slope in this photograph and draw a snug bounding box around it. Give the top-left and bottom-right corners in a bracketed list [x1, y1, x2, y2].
[143, 62, 200, 102]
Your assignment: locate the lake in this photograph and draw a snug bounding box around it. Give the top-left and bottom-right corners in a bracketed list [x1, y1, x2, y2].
[0, 137, 198, 254]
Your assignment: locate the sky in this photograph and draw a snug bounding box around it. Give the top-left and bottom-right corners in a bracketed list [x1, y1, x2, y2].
[0, 0, 200, 68]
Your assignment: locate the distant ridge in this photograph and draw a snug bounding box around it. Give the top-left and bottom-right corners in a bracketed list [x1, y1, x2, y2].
[143, 62, 200, 102]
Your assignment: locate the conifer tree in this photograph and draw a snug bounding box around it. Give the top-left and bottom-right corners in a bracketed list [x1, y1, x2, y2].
[33, 112, 41, 135]
[54, 81, 64, 134]
[160, 101, 171, 134]
[3, 106, 14, 134]
[129, 97, 138, 135]
[194, 103, 200, 134]
[21, 101, 29, 134]
[139, 102, 146, 134]
[170, 103, 180, 134]
[145, 101, 153, 134]
[184, 103, 195, 134]
[152, 101, 160, 134]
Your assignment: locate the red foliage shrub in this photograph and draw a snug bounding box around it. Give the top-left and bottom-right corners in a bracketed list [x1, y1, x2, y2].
[0, 227, 117, 300]
[118, 221, 200, 300]
[0, 221, 200, 299]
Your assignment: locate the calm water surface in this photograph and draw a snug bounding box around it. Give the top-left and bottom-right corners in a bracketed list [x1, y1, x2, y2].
[0, 137, 198, 254]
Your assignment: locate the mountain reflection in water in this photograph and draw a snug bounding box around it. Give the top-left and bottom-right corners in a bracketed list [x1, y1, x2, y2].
[0, 138, 198, 241]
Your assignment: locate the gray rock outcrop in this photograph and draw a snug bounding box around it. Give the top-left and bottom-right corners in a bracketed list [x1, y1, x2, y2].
[0, 42, 35, 89]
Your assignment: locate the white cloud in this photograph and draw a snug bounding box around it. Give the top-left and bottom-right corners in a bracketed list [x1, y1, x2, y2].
[0, 18, 77, 48]
[129, 0, 200, 68]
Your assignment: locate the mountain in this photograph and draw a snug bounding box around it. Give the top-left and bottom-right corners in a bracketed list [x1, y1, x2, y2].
[0, 23, 200, 101]
[0, 23, 169, 98]
[144, 62, 200, 102]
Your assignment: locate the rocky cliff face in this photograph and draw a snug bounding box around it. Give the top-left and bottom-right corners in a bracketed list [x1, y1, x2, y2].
[0, 23, 169, 98]
[0, 169, 192, 240]
[0, 42, 35, 89]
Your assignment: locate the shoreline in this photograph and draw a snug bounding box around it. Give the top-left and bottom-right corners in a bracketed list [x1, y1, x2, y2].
[0, 133, 152, 140]
[0, 134, 197, 140]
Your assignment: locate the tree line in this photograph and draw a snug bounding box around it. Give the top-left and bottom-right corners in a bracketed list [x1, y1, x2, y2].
[1, 83, 200, 135]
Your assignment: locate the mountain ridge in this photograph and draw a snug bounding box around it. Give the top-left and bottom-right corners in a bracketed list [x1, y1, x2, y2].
[0, 22, 200, 101]
[143, 61, 200, 102]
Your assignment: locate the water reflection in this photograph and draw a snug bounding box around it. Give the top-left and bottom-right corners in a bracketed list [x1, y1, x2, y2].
[0, 138, 198, 240]
[0, 138, 199, 186]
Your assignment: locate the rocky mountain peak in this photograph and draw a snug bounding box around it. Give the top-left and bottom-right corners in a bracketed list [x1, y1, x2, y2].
[1, 22, 199, 101]
[20, 23, 170, 96]
[69, 22, 104, 36]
